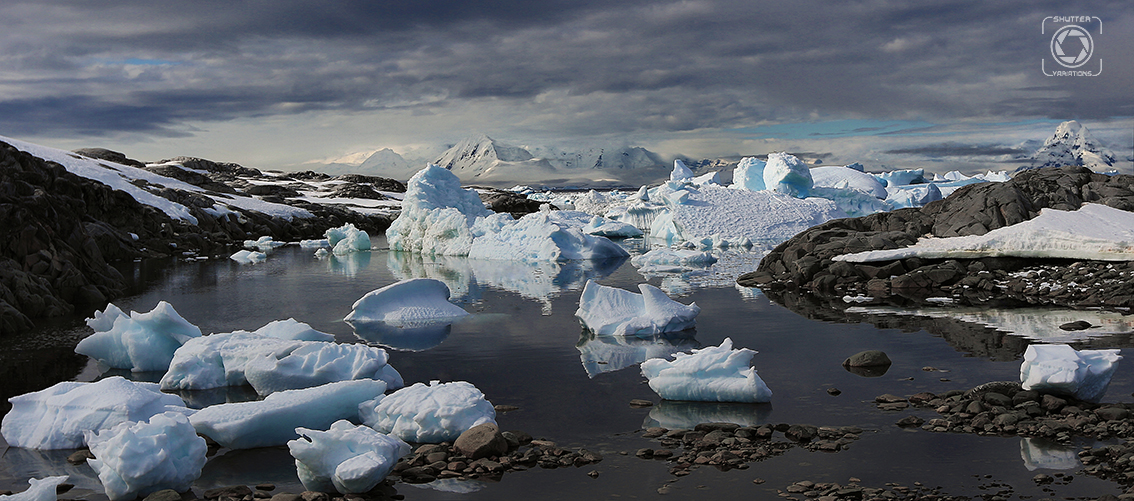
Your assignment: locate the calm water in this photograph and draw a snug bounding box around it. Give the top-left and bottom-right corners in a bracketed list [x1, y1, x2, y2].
[2, 238, 1133, 500]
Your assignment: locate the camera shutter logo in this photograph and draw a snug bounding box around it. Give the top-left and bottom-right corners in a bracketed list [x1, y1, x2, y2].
[1050, 25, 1094, 68]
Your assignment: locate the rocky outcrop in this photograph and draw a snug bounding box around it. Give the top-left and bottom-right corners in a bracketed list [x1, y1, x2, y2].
[740, 166, 1134, 308]
[478, 189, 545, 217]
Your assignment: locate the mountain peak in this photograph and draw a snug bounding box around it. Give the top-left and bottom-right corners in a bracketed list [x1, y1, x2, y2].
[1031, 120, 1116, 171]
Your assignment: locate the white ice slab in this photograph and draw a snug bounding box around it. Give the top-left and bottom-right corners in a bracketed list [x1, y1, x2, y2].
[289, 420, 410, 494]
[0, 476, 69, 501]
[1020, 344, 1121, 403]
[575, 280, 700, 336]
[344, 278, 468, 324]
[810, 165, 887, 198]
[640, 338, 772, 403]
[85, 412, 206, 500]
[75, 301, 202, 372]
[360, 380, 496, 443]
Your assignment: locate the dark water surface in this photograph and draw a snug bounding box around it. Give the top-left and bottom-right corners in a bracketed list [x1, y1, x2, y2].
[2, 240, 1133, 500]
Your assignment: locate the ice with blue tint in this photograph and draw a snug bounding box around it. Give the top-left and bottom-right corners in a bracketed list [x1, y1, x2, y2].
[731, 157, 766, 192]
[160, 333, 301, 391]
[630, 248, 717, 273]
[577, 332, 700, 377]
[289, 420, 410, 494]
[575, 280, 700, 336]
[640, 338, 772, 403]
[467, 207, 629, 261]
[1, 377, 190, 450]
[326, 223, 372, 255]
[762, 152, 812, 197]
[84, 412, 206, 500]
[344, 278, 468, 324]
[582, 215, 644, 238]
[810, 165, 887, 198]
[874, 168, 926, 187]
[0, 476, 69, 501]
[1020, 344, 1122, 403]
[229, 249, 267, 264]
[809, 187, 891, 217]
[190, 380, 387, 449]
[359, 381, 496, 443]
[885, 183, 942, 209]
[75, 301, 202, 372]
[691, 171, 721, 186]
[669, 160, 694, 181]
[253, 318, 335, 342]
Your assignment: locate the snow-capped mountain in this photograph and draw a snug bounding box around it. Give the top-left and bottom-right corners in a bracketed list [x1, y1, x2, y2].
[1030, 120, 1117, 171]
[433, 135, 557, 182]
[591, 147, 664, 170]
[356, 148, 416, 179]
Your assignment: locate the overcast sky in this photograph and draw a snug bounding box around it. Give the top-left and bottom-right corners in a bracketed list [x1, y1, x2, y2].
[0, 0, 1131, 173]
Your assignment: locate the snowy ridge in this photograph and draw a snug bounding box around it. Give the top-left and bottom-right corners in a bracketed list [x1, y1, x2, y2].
[1030, 120, 1117, 171]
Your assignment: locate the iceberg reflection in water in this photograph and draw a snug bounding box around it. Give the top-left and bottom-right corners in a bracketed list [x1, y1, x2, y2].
[1020, 437, 1080, 471]
[576, 330, 700, 378]
[348, 320, 454, 352]
[643, 400, 773, 430]
[324, 251, 371, 277]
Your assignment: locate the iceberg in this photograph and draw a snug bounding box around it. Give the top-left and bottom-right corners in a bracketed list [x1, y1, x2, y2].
[640, 338, 772, 403]
[466, 207, 629, 261]
[1, 377, 190, 450]
[360, 380, 496, 443]
[160, 332, 302, 391]
[763, 152, 813, 198]
[670, 160, 694, 181]
[810, 165, 887, 198]
[0, 477, 69, 501]
[731, 157, 766, 192]
[75, 301, 202, 372]
[874, 168, 926, 187]
[326, 223, 372, 255]
[884, 183, 942, 209]
[575, 280, 700, 336]
[289, 420, 410, 494]
[344, 278, 468, 324]
[1020, 344, 1121, 403]
[190, 380, 387, 449]
[229, 249, 267, 264]
[630, 248, 717, 273]
[808, 187, 891, 217]
[84, 412, 207, 500]
[253, 318, 335, 342]
[582, 215, 644, 238]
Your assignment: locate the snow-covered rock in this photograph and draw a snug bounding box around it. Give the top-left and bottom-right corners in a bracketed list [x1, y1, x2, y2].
[0, 477, 69, 501]
[75, 301, 201, 372]
[326, 223, 372, 255]
[762, 153, 812, 197]
[810, 166, 887, 198]
[253, 318, 335, 342]
[1020, 344, 1121, 403]
[669, 160, 694, 181]
[84, 412, 207, 500]
[640, 338, 772, 403]
[289, 420, 410, 494]
[731, 157, 766, 191]
[575, 280, 700, 336]
[229, 250, 267, 264]
[1, 377, 189, 450]
[630, 248, 717, 273]
[359, 380, 496, 443]
[343, 278, 468, 324]
[190, 380, 387, 449]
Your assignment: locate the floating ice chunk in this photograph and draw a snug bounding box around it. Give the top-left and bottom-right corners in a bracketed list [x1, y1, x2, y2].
[640, 338, 772, 403]
[884, 183, 942, 209]
[731, 157, 766, 191]
[0, 476, 69, 501]
[1020, 344, 1121, 403]
[244, 342, 403, 396]
[314, 248, 330, 259]
[1, 377, 190, 450]
[874, 168, 926, 187]
[300, 239, 330, 248]
[630, 248, 717, 273]
[670, 160, 694, 181]
[190, 380, 387, 449]
[75, 301, 202, 372]
[254, 318, 335, 342]
[229, 250, 267, 264]
[582, 216, 644, 238]
[84, 412, 206, 500]
[606, 202, 668, 230]
[810, 165, 887, 198]
[160, 333, 303, 391]
[360, 380, 496, 443]
[289, 420, 410, 494]
[575, 280, 700, 336]
[344, 278, 468, 324]
[762, 152, 812, 198]
[326, 224, 372, 255]
[467, 209, 630, 261]
[244, 236, 287, 252]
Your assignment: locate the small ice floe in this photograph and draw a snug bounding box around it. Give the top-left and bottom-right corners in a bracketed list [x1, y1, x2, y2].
[582, 215, 644, 238]
[640, 338, 772, 403]
[243, 236, 287, 252]
[360, 380, 496, 443]
[1, 377, 189, 450]
[575, 280, 700, 336]
[229, 249, 267, 264]
[842, 295, 874, 304]
[300, 238, 330, 248]
[190, 380, 387, 449]
[326, 223, 372, 255]
[75, 301, 202, 372]
[344, 279, 468, 324]
[0, 476, 69, 501]
[630, 248, 717, 274]
[85, 412, 207, 500]
[288, 420, 410, 494]
[1020, 344, 1121, 403]
[314, 248, 330, 259]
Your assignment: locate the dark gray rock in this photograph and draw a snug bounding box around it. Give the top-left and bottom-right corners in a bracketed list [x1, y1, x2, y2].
[843, 350, 892, 367]
[454, 423, 508, 460]
[1060, 320, 1093, 331]
[142, 490, 184, 501]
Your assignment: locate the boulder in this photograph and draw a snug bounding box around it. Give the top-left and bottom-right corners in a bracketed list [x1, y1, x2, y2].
[454, 423, 508, 460]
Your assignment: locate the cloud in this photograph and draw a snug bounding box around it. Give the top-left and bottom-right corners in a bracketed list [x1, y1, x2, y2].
[884, 143, 1029, 158]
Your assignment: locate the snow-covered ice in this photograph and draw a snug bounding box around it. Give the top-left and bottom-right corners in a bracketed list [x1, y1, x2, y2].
[289, 420, 410, 494]
[229, 250, 267, 264]
[575, 280, 700, 336]
[640, 338, 772, 403]
[244, 236, 287, 252]
[160, 333, 302, 391]
[252, 318, 335, 342]
[808, 187, 891, 217]
[731, 157, 766, 192]
[84, 412, 207, 500]
[75, 301, 201, 372]
[582, 215, 644, 238]
[344, 278, 468, 324]
[762, 152, 813, 198]
[630, 248, 717, 273]
[1020, 344, 1121, 403]
[326, 223, 372, 255]
[836, 204, 1134, 262]
[874, 168, 926, 187]
[884, 183, 942, 209]
[360, 380, 496, 443]
[0, 476, 69, 501]
[669, 160, 694, 181]
[190, 380, 387, 449]
[1, 377, 189, 450]
[810, 166, 887, 198]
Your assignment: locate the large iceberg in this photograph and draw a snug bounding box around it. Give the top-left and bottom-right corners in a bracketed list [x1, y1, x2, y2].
[640, 338, 772, 403]
[190, 380, 387, 449]
[810, 165, 887, 198]
[75, 302, 202, 372]
[360, 380, 496, 443]
[0, 477, 69, 501]
[84, 412, 207, 500]
[763, 152, 813, 198]
[344, 278, 468, 324]
[1020, 344, 1121, 403]
[731, 157, 766, 192]
[1, 377, 189, 450]
[575, 280, 700, 336]
[289, 420, 410, 494]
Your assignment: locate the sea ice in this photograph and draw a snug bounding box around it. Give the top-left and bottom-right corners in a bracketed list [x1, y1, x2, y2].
[630, 248, 717, 273]
[582, 215, 644, 238]
[75, 301, 202, 372]
[466, 207, 630, 261]
[253, 318, 336, 342]
[84, 412, 207, 500]
[810, 165, 888, 198]
[229, 249, 267, 264]
[1, 377, 190, 450]
[289, 420, 410, 494]
[343, 278, 468, 324]
[575, 280, 700, 336]
[884, 183, 942, 209]
[640, 338, 772, 403]
[190, 380, 387, 449]
[1020, 344, 1121, 403]
[691, 171, 721, 186]
[0, 476, 69, 501]
[808, 187, 891, 217]
[762, 152, 812, 198]
[360, 380, 496, 443]
[669, 160, 694, 181]
[244, 236, 287, 251]
[326, 223, 372, 255]
[730, 157, 766, 192]
[874, 168, 926, 187]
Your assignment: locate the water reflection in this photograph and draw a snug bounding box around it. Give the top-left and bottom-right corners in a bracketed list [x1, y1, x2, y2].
[407, 478, 489, 493]
[170, 385, 262, 409]
[1020, 437, 1080, 471]
[576, 330, 700, 378]
[846, 306, 1134, 344]
[198, 448, 303, 491]
[348, 320, 454, 352]
[325, 251, 372, 277]
[843, 364, 889, 378]
[0, 447, 103, 494]
[643, 400, 773, 430]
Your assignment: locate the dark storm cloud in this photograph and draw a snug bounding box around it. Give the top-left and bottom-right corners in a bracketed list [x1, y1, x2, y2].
[885, 143, 1028, 158]
[0, 0, 1130, 140]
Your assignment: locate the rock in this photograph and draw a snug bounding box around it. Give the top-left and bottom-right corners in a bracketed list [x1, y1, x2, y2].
[1060, 320, 1093, 331]
[826, 387, 842, 396]
[844, 350, 892, 367]
[205, 486, 252, 500]
[896, 415, 925, 427]
[270, 495, 302, 501]
[454, 423, 509, 460]
[142, 490, 184, 501]
[66, 449, 94, 464]
[494, 404, 520, 412]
